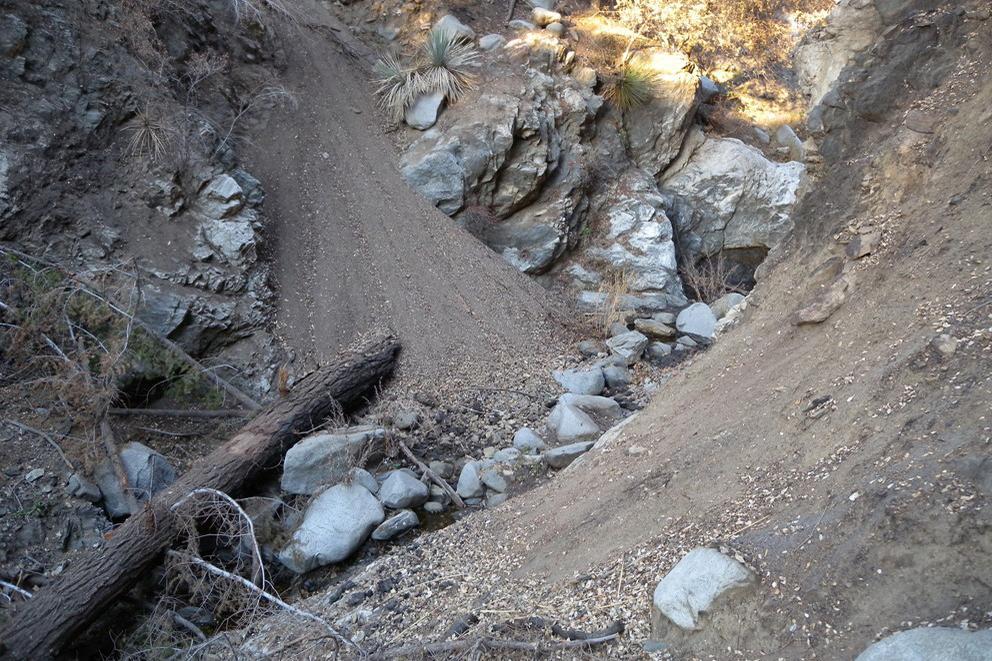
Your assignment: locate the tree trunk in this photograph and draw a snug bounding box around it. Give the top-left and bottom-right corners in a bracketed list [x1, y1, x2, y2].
[0, 334, 400, 660]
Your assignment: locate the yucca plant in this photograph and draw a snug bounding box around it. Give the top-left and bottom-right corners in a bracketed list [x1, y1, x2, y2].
[123, 106, 175, 161]
[373, 53, 419, 121]
[418, 28, 480, 102]
[603, 61, 658, 110]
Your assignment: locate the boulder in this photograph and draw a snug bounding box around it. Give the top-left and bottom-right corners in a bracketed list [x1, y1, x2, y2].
[646, 341, 674, 362]
[624, 49, 701, 176]
[634, 318, 677, 339]
[479, 465, 508, 492]
[433, 15, 475, 41]
[606, 330, 649, 364]
[774, 124, 805, 161]
[199, 175, 244, 218]
[676, 302, 716, 340]
[66, 473, 101, 503]
[602, 364, 631, 388]
[278, 483, 384, 573]
[661, 134, 806, 264]
[377, 471, 429, 509]
[544, 441, 595, 469]
[348, 467, 379, 495]
[120, 442, 176, 501]
[651, 548, 756, 635]
[577, 339, 605, 357]
[547, 402, 600, 442]
[456, 461, 485, 498]
[586, 169, 682, 296]
[855, 627, 992, 661]
[93, 460, 132, 518]
[709, 292, 745, 320]
[492, 447, 521, 463]
[405, 93, 444, 131]
[552, 367, 605, 395]
[281, 427, 383, 495]
[513, 428, 547, 454]
[558, 393, 623, 420]
[478, 34, 506, 51]
[653, 311, 676, 324]
[428, 460, 454, 479]
[371, 509, 419, 541]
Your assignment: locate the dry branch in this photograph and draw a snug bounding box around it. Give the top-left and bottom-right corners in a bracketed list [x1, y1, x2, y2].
[0, 334, 400, 660]
[108, 407, 249, 419]
[397, 439, 465, 509]
[372, 633, 620, 658]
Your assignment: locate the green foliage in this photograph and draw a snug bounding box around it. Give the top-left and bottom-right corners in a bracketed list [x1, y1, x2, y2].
[373, 28, 479, 120]
[604, 62, 657, 110]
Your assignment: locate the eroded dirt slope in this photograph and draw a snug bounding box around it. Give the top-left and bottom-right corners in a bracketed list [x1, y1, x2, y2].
[246, 6, 569, 390]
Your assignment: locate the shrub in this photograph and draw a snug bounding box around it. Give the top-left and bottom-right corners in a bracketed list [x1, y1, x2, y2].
[603, 61, 657, 110]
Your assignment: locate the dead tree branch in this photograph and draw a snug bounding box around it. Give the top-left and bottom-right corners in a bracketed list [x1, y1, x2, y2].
[397, 440, 465, 509]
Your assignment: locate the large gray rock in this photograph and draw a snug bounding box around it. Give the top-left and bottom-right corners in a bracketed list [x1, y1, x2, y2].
[558, 393, 623, 420]
[606, 330, 650, 364]
[478, 34, 506, 51]
[479, 464, 508, 492]
[709, 292, 745, 320]
[553, 367, 605, 395]
[651, 548, 756, 634]
[456, 461, 485, 498]
[544, 441, 595, 469]
[661, 133, 806, 264]
[405, 93, 445, 131]
[433, 14, 475, 41]
[602, 364, 631, 388]
[855, 627, 992, 661]
[634, 318, 677, 339]
[513, 428, 546, 454]
[282, 427, 383, 495]
[120, 442, 176, 501]
[676, 302, 717, 340]
[371, 509, 419, 541]
[377, 471, 429, 508]
[348, 467, 379, 495]
[94, 460, 132, 518]
[586, 169, 683, 296]
[546, 402, 601, 442]
[624, 49, 701, 176]
[278, 483, 384, 573]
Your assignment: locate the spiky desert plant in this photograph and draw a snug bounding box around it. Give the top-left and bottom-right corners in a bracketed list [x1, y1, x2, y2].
[418, 28, 479, 102]
[603, 61, 658, 110]
[373, 53, 419, 121]
[123, 105, 174, 161]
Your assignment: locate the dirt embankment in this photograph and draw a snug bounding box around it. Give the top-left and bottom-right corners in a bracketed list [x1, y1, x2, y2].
[238, 4, 992, 657]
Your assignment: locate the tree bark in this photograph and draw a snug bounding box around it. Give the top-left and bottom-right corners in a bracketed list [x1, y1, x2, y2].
[0, 334, 400, 660]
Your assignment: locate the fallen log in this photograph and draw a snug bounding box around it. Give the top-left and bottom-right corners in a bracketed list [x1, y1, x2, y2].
[0, 334, 400, 660]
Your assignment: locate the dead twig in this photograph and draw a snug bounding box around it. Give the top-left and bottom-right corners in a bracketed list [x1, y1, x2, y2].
[372, 632, 620, 658]
[0, 579, 32, 601]
[397, 439, 465, 509]
[108, 407, 248, 419]
[4, 420, 74, 471]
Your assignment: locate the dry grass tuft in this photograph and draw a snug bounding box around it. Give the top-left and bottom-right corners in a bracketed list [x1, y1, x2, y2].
[598, 269, 631, 337]
[603, 61, 658, 110]
[679, 252, 747, 302]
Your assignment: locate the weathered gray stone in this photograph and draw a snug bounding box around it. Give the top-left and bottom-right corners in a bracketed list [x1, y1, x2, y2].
[348, 467, 379, 495]
[646, 341, 674, 361]
[67, 473, 101, 503]
[709, 292, 745, 320]
[652, 548, 756, 633]
[492, 447, 521, 463]
[661, 133, 806, 264]
[545, 441, 595, 469]
[393, 408, 420, 430]
[478, 34, 506, 51]
[634, 318, 677, 339]
[424, 501, 445, 514]
[200, 175, 244, 218]
[547, 403, 601, 442]
[456, 461, 485, 498]
[508, 19, 536, 30]
[553, 367, 605, 395]
[371, 509, 419, 541]
[602, 364, 631, 389]
[282, 427, 383, 495]
[513, 428, 546, 454]
[577, 339, 605, 357]
[855, 627, 992, 661]
[429, 460, 454, 479]
[278, 483, 384, 573]
[606, 330, 650, 364]
[774, 124, 805, 161]
[545, 22, 564, 36]
[405, 93, 444, 131]
[93, 461, 131, 518]
[652, 311, 677, 325]
[677, 335, 698, 348]
[558, 393, 623, 419]
[120, 442, 176, 501]
[486, 492, 509, 508]
[676, 302, 717, 340]
[378, 471, 429, 509]
[531, 8, 561, 26]
[434, 14, 475, 41]
[480, 465, 508, 492]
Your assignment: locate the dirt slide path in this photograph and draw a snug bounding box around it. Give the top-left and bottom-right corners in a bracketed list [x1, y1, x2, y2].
[246, 12, 566, 388]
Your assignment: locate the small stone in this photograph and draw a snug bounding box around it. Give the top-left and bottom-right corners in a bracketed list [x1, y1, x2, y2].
[67, 473, 101, 502]
[486, 492, 508, 508]
[544, 441, 595, 469]
[602, 364, 631, 389]
[348, 467, 379, 495]
[855, 627, 992, 661]
[627, 445, 647, 456]
[675, 303, 716, 340]
[646, 342, 673, 362]
[573, 66, 597, 88]
[774, 124, 805, 161]
[558, 393, 623, 419]
[456, 462, 485, 498]
[377, 471, 429, 509]
[577, 339, 605, 357]
[428, 460, 453, 479]
[371, 509, 419, 541]
[479, 466, 508, 492]
[606, 331, 650, 364]
[482, 446, 496, 458]
[634, 318, 677, 340]
[508, 19, 536, 30]
[547, 403, 600, 443]
[652, 548, 756, 635]
[932, 333, 958, 357]
[652, 311, 677, 325]
[433, 14, 475, 41]
[531, 8, 562, 26]
[676, 336, 698, 348]
[492, 448, 521, 463]
[424, 501, 445, 514]
[25, 468, 44, 483]
[392, 408, 420, 430]
[478, 34, 506, 51]
[708, 292, 745, 320]
[405, 93, 444, 131]
[513, 428, 546, 454]
[545, 22, 564, 36]
[846, 231, 881, 259]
